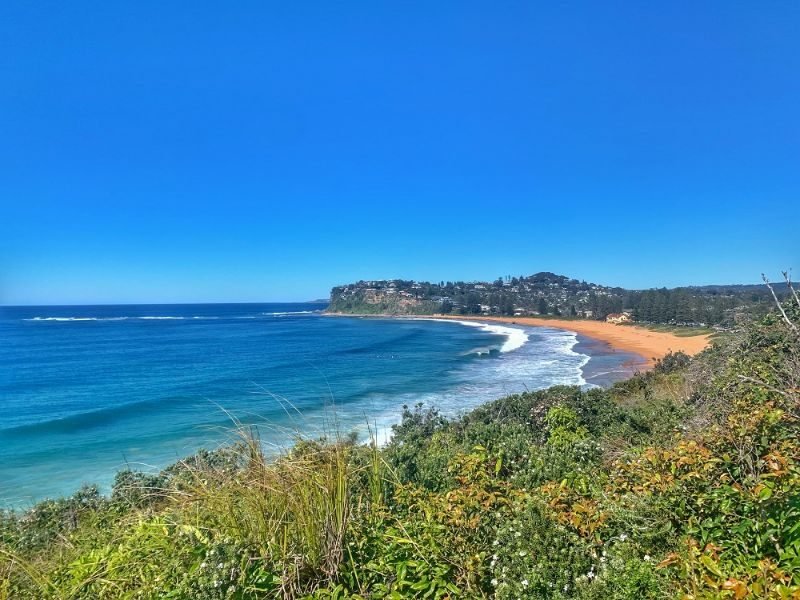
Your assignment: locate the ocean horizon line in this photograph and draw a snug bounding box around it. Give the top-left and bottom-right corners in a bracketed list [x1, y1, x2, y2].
[0, 300, 330, 308]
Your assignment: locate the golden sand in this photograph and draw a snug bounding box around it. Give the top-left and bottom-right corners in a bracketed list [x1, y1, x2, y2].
[430, 315, 711, 368]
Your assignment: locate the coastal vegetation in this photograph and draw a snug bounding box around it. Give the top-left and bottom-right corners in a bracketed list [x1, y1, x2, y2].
[2, 294, 799, 598]
[330, 272, 791, 327]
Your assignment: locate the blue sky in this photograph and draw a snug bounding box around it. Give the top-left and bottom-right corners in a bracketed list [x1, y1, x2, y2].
[1, 2, 798, 304]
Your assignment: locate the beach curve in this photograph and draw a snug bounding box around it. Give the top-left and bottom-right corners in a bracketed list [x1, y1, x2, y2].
[428, 314, 711, 368]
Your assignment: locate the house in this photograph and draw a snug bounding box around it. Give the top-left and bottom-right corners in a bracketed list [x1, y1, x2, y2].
[606, 312, 633, 325]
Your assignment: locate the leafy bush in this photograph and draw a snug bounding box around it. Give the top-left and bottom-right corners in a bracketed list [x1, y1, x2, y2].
[3, 300, 799, 598]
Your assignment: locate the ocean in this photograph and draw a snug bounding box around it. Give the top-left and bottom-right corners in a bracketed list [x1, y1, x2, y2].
[0, 303, 643, 507]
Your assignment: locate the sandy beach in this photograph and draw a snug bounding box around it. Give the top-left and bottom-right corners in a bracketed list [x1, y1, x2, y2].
[429, 314, 711, 368]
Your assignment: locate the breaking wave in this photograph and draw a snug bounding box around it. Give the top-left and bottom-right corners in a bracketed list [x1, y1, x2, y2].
[417, 318, 530, 353]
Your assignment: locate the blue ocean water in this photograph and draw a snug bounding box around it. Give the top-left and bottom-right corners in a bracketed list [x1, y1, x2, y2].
[0, 304, 642, 506]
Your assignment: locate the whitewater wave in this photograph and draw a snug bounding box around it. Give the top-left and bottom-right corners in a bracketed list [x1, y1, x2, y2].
[420, 318, 530, 353]
[463, 345, 498, 357]
[139, 316, 184, 320]
[25, 317, 129, 322]
[523, 328, 590, 387]
[25, 311, 322, 322]
[26, 315, 222, 322]
[408, 318, 596, 386]
[435, 320, 591, 388]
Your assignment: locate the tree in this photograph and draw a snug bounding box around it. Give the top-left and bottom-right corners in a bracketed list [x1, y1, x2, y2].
[538, 298, 549, 315]
[465, 292, 481, 315]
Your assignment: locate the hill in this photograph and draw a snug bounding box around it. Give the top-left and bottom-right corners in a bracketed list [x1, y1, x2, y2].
[329, 272, 791, 327]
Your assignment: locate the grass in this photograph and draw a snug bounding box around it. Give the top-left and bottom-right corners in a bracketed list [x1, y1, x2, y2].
[621, 322, 714, 336]
[2, 301, 799, 598]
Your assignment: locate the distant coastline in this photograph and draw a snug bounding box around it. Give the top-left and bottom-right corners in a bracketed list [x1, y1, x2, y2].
[325, 311, 712, 368]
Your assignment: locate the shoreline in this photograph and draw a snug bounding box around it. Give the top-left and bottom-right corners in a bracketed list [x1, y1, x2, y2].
[325, 312, 712, 369]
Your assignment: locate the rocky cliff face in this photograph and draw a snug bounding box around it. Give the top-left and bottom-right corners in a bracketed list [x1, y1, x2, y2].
[328, 284, 439, 315]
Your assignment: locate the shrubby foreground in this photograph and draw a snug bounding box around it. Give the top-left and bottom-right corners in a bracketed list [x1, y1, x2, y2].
[2, 301, 799, 599]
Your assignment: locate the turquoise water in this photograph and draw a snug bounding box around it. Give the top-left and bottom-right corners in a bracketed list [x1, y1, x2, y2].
[0, 303, 642, 506]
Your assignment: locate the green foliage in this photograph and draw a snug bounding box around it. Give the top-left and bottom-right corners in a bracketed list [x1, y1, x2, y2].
[652, 351, 692, 374]
[329, 273, 790, 323]
[490, 498, 595, 598]
[544, 406, 589, 450]
[0, 485, 108, 553]
[3, 301, 799, 598]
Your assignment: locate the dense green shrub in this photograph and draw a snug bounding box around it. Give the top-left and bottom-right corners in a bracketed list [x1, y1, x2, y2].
[2, 301, 799, 598]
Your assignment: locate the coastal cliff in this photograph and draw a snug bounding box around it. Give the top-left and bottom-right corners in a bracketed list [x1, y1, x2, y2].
[328, 280, 440, 315]
[329, 272, 788, 326]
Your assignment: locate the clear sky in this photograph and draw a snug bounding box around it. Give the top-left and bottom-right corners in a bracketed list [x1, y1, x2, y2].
[1, 2, 798, 305]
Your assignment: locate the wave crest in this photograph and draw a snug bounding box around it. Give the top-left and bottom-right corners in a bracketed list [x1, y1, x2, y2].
[421, 319, 530, 353]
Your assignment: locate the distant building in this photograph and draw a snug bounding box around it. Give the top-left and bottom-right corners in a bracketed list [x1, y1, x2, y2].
[606, 312, 633, 324]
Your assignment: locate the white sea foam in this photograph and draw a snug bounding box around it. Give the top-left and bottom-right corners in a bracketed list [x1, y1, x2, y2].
[25, 317, 100, 322]
[420, 318, 530, 353]
[139, 316, 184, 320]
[25, 315, 222, 322]
[463, 346, 495, 357]
[25, 312, 321, 323]
[25, 316, 132, 322]
[529, 328, 590, 387]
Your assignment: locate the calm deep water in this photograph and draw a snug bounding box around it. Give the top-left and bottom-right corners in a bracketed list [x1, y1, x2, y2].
[0, 303, 643, 506]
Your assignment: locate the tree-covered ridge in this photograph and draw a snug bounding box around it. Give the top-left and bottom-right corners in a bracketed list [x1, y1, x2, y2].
[2, 294, 799, 598]
[329, 272, 789, 326]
